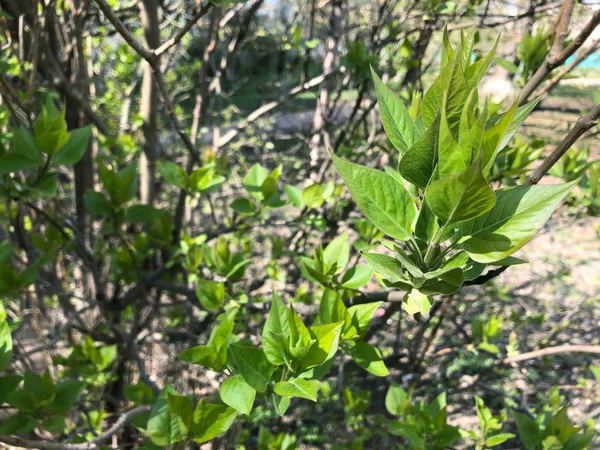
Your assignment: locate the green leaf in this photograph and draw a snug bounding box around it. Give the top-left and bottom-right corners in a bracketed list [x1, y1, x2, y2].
[48, 380, 85, 413]
[402, 289, 432, 316]
[344, 302, 382, 340]
[84, 191, 112, 217]
[191, 401, 237, 444]
[513, 411, 539, 450]
[370, 66, 417, 153]
[425, 158, 495, 225]
[0, 319, 12, 371]
[126, 204, 156, 224]
[348, 342, 389, 376]
[262, 293, 290, 366]
[302, 183, 324, 208]
[0, 153, 40, 174]
[398, 115, 439, 189]
[385, 384, 410, 416]
[220, 375, 255, 415]
[53, 125, 91, 166]
[422, 46, 470, 130]
[288, 306, 314, 360]
[228, 345, 274, 393]
[158, 160, 187, 189]
[562, 433, 595, 450]
[300, 322, 343, 370]
[168, 393, 194, 429]
[13, 127, 42, 164]
[323, 231, 350, 275]
[456, 181, 577, 263]
[196, 279, 225, 312]
[147, 386, 187, 446]
[482, 99, 518, 177]
[0, 413, 36, 434]
[243, 163, 269, 198]
[230, 198, 256, 215]
[270, 393, 291, 416]
[177, 346, 218, 369]
[362, 252, 406, 284]
[0, 375, 22, 404]
[438, 93, 468, 176]
[284, 184, 304, 207]
[274, 378, 320, 402]
[331, 152, 416, 240]
[486, 433, 516, 447]
[340, 264, 373, 289]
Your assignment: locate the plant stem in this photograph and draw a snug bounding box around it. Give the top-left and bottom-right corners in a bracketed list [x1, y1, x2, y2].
[423, 225, 445, 267]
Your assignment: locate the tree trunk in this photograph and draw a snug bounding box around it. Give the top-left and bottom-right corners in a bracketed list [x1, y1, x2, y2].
[138, 0, 160, 206]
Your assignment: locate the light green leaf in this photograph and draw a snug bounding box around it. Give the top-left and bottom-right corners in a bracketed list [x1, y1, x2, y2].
[196, 280, 225, 312]
[482, 99, 518, 177]
[302, 183, 324, 208]
[425, 158, 495, 225]
[219, 375, 256, 415]
[191, 401, 237, 444]
[385, 384, 410, 416]
[274, 378, 320, 402]
[300, 322, 343, 370]
[340, 264, 373, 289]
[403, 290, 432, 316]
[228, 345, 274, 393]
[362, 252, 406, 283]
[370, 66, 417, 153]
[158, 160, 187, 189]
[323, 231, 350, 275]
[0, 320, 12, 371]
[284, 184, 304, 207]
[168, 393, 194, 429]
[348, 342, 389, 376]
[147, 386, 186, 446]
[243, 163, 269, 198]
[331, 152, 416, 240]
[456, 181, 577, 262]
[344, 302, 382, 340]
[262, 293, 290, 366]
[486, 433, 515, 446]
[53, 125, 92, 166]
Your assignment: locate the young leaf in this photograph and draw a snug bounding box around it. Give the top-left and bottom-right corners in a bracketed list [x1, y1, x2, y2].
[274, 378, 321, 402]
[53, 125, 92, 166]
[370, 66, 418, 153]
[228, 345, 274, 393]
[385, 384, 410, 416]
[340, 264, 374, 289]
[0, 319, 12, 371]
[331, 152, 417, 240]
[398, 115, 440, 189]
[362, 252, 406, 283]
[219, 375, 256, 415]
[302, 183, 324, 208]
[262, 293, 290, 366]
[230, 198, 256, 216]
[344, 302, 382, 340]
[348, 342, 389, 376]
[425, 158, 495, 225]
[284, 184, 304, 207]
[300, 321, 343, 370]
[147, 386, 187, 446]
[486, 433, 516, 447]
[456, 181, 577, 263]
[243, 163, 269, 197]
[512, 411, 539, 450]
[402, 289, 432, 316]
[191, 402, 237, 444]
[323, 231, 350, 275]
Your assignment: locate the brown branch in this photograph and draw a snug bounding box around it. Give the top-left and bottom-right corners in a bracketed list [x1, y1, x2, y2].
[0, 405, 152, 450]
[520, 8, 600, 104]
[533, 37, 600, 98]
[527, 104, 600, 184]
[503, 344, 600, 364]
[153, 2, 213, 56]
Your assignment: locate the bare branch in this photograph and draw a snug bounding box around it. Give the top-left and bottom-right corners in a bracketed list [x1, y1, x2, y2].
[154, 2, 213, 56]
[504, 344, 600, 364]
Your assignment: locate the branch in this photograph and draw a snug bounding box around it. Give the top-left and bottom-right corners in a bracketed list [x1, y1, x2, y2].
[154, 3, 213, 56]
[217, 71, 337, 147]
[92, 0, 202, 164]
[0, 405, 152, 450]
[503, 344, 600, 364]
[527, 104, 600, 184]
[533, 37, 600, 98]
[520, 8, 600, 104]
